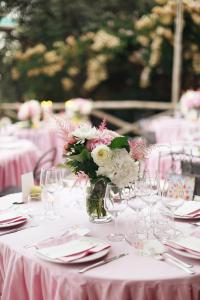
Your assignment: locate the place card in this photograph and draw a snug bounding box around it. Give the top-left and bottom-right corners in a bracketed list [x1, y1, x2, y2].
[21, 172, 34, 202]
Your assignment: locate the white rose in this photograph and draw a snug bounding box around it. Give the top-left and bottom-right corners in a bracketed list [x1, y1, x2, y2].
[72, 125, 98, 140]
[91, 144, 112, 166]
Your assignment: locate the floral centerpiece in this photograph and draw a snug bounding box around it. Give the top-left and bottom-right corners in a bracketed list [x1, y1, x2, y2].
[65, 98, 93, 125]
[18, 100, 41, 128]
[60, 120, 147, 223]
[180, 90, 200, 121]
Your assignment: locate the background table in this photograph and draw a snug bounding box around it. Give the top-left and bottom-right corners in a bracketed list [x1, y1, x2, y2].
[0, 192, 200, 300]
[0, 139, 40, 192]
[140, 116, 200, 144]
[14, 126, 63, 165]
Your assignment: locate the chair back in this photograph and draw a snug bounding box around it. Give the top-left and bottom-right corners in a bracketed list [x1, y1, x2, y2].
[33, 147, 57, 183]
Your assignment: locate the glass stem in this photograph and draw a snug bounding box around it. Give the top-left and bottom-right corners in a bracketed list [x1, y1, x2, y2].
[114, 214, 119, 234]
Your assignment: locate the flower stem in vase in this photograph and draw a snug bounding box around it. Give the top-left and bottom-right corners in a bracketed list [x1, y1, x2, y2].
[86, 179, 111, 224]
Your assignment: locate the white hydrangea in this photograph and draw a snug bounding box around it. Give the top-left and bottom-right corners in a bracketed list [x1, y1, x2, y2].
[72, 124, 98, 140]
[91, 144, 112, 166]
[97, 148, 139, 187]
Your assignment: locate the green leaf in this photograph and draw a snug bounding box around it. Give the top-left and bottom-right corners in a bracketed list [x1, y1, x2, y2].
[69, 148, 90, 163]
[109, 136, 130, 151]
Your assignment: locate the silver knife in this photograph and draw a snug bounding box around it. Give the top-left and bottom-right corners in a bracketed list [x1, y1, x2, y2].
[79, 253, 129, 273]
[163, 252, 193, 268]
[164, 256, 195, 275]
[0, 224, 38, 236]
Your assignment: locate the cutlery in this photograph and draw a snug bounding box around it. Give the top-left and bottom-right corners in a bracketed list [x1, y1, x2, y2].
[191, 222, 200, 226]
[162, 252, 193, 268]
[79, 253, 129, 273]
[0, 224, 38, 236]
[156, 254, 195, 275]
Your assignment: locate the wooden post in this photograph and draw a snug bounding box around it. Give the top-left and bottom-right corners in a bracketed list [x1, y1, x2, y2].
[171, 0, 184, 107]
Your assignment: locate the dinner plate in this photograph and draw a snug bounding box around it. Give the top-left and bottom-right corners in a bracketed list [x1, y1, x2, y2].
[36, 248, 110, 264]
[0, 217, 28, 228]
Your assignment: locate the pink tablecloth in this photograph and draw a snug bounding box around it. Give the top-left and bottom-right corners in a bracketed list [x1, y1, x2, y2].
[0, 193, 200, 300]
[0, 140, 40, 191]
[143, 116, 200, 144]
[14, 126, 64, 165]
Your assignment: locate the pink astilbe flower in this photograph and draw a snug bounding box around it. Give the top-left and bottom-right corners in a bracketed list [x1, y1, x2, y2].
[54, 116, 77, 142]
[98, 118, 107, 131]
[129, 138, 148, 160]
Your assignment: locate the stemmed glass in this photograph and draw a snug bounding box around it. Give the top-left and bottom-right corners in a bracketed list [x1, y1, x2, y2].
[104, 183, 128, 242]
[161, 176, 184, 238]
[140, 172, 160, 225]
[44, 168, 63, 219]
[125, 181, 148, 253]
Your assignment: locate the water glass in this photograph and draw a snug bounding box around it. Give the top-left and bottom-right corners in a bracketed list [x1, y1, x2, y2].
[104, 183, 128, 242]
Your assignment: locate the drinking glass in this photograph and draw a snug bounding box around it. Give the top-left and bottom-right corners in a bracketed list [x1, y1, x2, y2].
[44, 168, 63, 219]
[161, 176, 184, 238]
[104, 183, 128, 242]
[139, 172, 160, 226]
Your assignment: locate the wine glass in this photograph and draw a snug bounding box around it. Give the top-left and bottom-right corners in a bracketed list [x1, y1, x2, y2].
[44, 168, 63, 219]
[141, 172, 160, 211]
[161, 176, 184, 238]
[104, 183, 128, 242]
[125, 181, 148, 253]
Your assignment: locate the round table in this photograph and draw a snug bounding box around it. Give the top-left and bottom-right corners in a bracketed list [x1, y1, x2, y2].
[0, 139, 40, 191]
[0, 192, 199, 300]
[141, 116, 200, 144]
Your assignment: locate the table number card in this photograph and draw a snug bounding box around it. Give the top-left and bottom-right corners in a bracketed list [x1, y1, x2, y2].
[21, 172, 34, 202]
[167, 174, 195, 201]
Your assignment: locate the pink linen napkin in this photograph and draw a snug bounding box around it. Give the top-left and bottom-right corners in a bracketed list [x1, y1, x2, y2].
[0, 213, 27, 225]
[164, 236, 200, 257]
[36, 236, 110, 261]
[175, 201, 200, 218]
[58, 242, 110, 263]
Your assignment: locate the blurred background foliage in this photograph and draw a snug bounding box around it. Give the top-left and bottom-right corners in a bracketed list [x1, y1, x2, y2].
[0, 0, 200, 108]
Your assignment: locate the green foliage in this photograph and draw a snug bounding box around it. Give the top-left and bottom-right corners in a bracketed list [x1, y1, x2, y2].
[109, 136, 130, 152]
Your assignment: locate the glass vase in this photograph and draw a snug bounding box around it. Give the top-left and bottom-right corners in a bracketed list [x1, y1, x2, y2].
[86, 179, 111, 224]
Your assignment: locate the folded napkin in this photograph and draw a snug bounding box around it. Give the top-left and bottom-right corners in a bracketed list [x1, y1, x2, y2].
[164, 236, 200, 257]
[37, 236, 110, 261]
[0, 212, 27, 225]
[175, 201, 200, 218]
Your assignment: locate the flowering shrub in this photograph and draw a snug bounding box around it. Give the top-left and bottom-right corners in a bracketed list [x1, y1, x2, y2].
[180, 90, 200, 120]
[10, 0, 200, 101]
[60, 121, 149, 187]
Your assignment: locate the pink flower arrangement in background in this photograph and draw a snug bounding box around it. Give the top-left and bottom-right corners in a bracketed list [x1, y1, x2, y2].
[65, 98, 93, 117]
[18, 100, 41, 123]
[180, 90, 200, 120]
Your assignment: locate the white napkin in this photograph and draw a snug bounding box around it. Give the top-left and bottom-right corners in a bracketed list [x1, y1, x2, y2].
[175, 201, 200, 217]
[37, 236, 107, 259]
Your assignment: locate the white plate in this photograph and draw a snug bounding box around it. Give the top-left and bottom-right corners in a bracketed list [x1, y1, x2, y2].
[0, 217, 27, 228]
[36, 248, 110, 264]
[168, 247, 200, 260]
